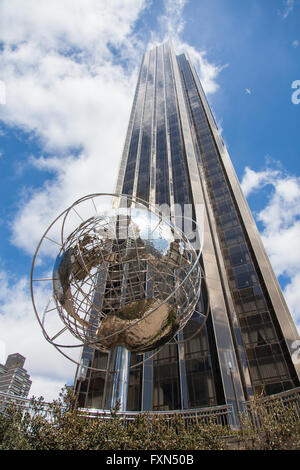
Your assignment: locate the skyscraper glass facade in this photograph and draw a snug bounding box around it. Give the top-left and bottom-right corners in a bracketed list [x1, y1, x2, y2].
[75, 41, 299, 412]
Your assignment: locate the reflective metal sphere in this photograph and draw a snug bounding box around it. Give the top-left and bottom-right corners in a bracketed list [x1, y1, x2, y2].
[52, 204, 201, 353]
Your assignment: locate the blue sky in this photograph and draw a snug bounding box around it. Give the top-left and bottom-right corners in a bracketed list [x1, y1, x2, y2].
[0, 0, 299, 400]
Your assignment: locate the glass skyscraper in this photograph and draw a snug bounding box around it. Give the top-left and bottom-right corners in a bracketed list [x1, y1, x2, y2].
[75, 41, 300, 414]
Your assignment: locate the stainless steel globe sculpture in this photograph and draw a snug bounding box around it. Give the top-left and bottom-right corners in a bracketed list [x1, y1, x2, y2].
[31, 194, 206, 374]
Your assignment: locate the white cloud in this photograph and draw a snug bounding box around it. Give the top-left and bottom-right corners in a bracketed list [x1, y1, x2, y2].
[240, 166, 280, 198]
[29, 375, 67, 402]
[241, 165, 300, 330]
[0, 0, 146, 52]
[0, 80, 5, 105]
[148, 0, 225, 95]
[279, 0, 295, 19]
[158, 0, 188, 37]
[292, 39, 299, 48]
[284, 273, 300, 327]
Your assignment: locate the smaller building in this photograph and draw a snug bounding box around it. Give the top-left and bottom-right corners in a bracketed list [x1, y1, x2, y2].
[0, 353, 32, 398]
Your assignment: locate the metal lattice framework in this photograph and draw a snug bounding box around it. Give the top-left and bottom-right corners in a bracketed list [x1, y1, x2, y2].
[31, 193, 208, 371]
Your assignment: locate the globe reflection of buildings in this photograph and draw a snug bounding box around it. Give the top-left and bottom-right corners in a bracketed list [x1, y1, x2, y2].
[74, 41, 300, 415]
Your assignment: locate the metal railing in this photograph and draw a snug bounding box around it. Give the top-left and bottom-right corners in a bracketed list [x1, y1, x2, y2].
[243, 387, 300, 429]
[77, 403, 233, 427]
[1, 387, 300, 429]
[0, 391, 52, 418]
[0, 390, 233, 426]
[244, 386, 300, 412]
